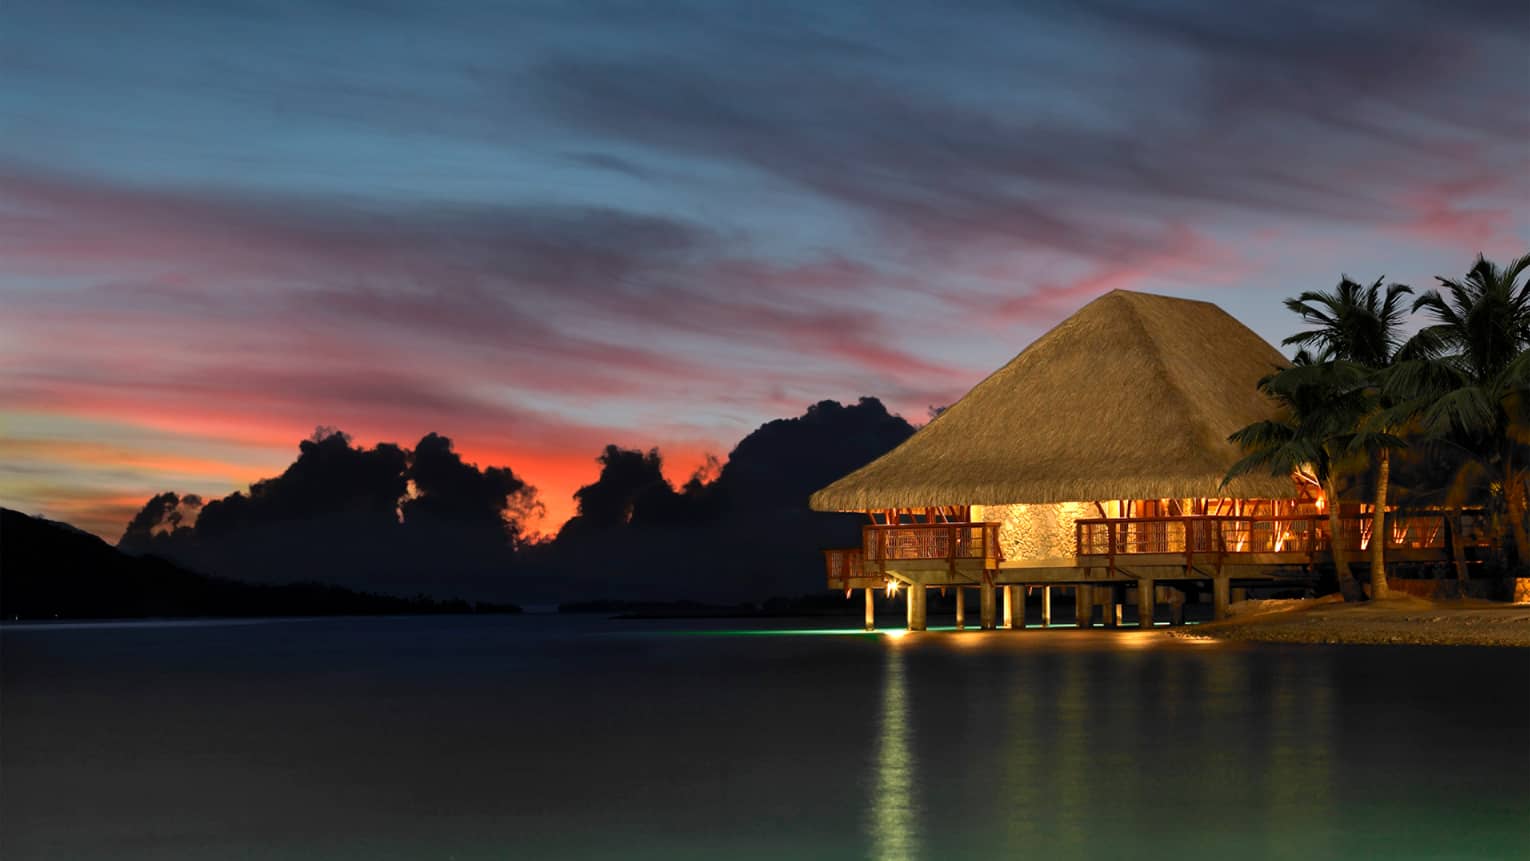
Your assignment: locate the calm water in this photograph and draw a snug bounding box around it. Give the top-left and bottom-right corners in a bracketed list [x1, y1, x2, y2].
[2, 616, 1527, 860]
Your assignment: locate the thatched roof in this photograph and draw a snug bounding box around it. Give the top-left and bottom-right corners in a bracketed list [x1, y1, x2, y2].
[810, 290, 1295, 510]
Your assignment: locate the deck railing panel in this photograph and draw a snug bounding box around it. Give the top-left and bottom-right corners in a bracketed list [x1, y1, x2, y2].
[824, 547, 866, 589]
[861, 522, 1002, 563]
[1075, 513, 1476, 557]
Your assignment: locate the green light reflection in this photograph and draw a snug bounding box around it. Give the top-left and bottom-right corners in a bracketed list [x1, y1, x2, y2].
[648, 628, 880, 637]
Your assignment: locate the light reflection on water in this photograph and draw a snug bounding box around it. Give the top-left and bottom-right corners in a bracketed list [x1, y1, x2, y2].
[869, 644, 919, 861]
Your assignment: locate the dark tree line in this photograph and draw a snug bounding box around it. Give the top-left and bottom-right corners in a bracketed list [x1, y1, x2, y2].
[532, 397, 916, 602]
[115, 398, 914, 603]
[118, 429, 539, 599]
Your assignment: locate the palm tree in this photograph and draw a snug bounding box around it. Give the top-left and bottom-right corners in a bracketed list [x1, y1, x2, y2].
[1225, 356, 1369, 602]
[1389, 253, 1530, 573]
[1281, 277, 1414, 599]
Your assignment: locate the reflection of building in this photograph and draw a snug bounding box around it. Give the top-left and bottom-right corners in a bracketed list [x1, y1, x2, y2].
[813, 290, 1463, 631]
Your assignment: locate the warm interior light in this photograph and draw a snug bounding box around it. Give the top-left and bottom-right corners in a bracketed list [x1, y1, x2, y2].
[1273, 530, 1293, 552]
[885, 580, 900, 598]
[883, 628, 909, 640]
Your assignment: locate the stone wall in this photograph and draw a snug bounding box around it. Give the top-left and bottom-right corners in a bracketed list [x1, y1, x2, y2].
[974, 502, 1094, 562]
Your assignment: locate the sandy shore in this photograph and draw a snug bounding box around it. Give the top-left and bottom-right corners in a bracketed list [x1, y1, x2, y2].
[1170, 595, 1530, 647]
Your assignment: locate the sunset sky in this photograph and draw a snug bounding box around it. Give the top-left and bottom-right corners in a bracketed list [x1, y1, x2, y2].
[2, 0, 1527, 540]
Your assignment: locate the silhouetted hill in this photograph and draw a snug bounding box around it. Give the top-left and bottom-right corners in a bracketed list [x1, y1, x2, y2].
[1, 508, 518, 620]
[105, 398, 916, 605]
[115, 430, 536, 600]
[530, 397, 917, 602]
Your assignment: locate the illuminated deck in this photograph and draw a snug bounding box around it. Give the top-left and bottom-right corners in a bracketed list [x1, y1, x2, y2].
[826, 514, 1480, 589]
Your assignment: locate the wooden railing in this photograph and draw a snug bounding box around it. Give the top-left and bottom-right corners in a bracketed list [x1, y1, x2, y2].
[863, 522, 1002, 565]
[824, 548, 866, 590]
[1075, 513, 1477, 558]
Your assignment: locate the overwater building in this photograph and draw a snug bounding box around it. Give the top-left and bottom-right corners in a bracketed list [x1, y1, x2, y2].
[810, 290, 1456, 631]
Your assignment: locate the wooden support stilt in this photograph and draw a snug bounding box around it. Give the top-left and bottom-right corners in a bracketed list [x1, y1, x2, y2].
[864, 587, 875, 632]
[1231, 587, 1248, 604]
[1041, 586, 1052, 627]
[1159, 585, 1186, 626]
[909, 585, 927, 631]
[1002, 585, 1015, 629]
[1103, 585, 1120, 628]
[1213, 575, 1231, 621]
[954, 586, 966, 630]
[979, 581, 997, 630]
[1075, 584, 1094, 628]
[1137, 578, 1155, 628]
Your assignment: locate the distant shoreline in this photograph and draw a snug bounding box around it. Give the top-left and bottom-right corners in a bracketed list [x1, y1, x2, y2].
[1169, 596, 1530, 647]
[0, 608, 525, 628]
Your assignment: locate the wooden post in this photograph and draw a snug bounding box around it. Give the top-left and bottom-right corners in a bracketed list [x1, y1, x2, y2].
[1003, 585, 1016, 629]
[1075, 584, 1094, 628]
[980, 582, 997, 630]
[1231, 586, 1248, 604]
[1213, 575, 1231, 621]
[910, 585, 927, 631]
[1137, 578, 1155, 628]
[864, 587, 875, 632]
[1160, 585, 1186, 626]
[954, 586, 966, 631]
[1041, 586, 1052, 627]
[1103, 585, 1120, 628]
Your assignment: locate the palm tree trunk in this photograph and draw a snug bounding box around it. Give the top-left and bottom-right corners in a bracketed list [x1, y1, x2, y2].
[1325, 475, 1364, 602]
[1369, 448, 1391, 599]
[1447, 505, 1470, 596]
[1506, 466, 1530, 574]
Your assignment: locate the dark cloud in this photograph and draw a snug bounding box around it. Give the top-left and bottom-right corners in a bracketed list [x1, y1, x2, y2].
[529, 0, 1528, 260]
